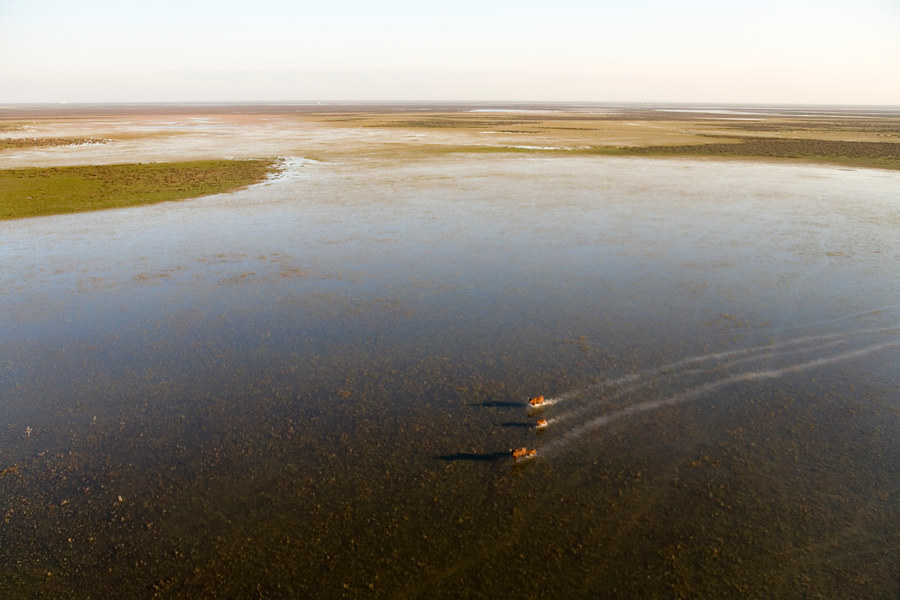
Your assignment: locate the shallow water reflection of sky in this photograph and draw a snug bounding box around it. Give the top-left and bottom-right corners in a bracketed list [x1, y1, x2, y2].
[1, 155, 899, 597]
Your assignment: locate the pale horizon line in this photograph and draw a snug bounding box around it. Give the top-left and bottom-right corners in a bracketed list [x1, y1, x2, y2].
[3, 100, 899, 109]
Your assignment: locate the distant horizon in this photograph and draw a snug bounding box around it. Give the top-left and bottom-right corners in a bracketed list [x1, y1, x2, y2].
[3, 100, 900, 108]
[2, 0, 898, 106]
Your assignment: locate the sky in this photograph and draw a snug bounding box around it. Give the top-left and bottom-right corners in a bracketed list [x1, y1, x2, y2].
[1, 0, 899, 104]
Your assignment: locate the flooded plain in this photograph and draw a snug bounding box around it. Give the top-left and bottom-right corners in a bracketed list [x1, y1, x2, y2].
[2, 126, 900, 597]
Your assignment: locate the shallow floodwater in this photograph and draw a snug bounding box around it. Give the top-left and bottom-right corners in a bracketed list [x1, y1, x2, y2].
[1, 155, 899, 598]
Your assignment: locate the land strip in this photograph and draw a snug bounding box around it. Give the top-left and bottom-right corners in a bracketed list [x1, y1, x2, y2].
[2, 104, 899, 219]
[0, 137, 109, 150]
[333, 109, 900, 164]
[620, 136, 900, 170]
[0, 159, 278, 220]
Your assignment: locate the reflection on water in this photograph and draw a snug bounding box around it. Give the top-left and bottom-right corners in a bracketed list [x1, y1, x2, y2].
[1, 156, 899, 597]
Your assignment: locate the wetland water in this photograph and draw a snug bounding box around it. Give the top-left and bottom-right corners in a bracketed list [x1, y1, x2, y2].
[1, 155, 899, 597]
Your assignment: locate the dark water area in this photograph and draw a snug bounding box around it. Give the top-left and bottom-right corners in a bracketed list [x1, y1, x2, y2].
[1, 156, 899, 597]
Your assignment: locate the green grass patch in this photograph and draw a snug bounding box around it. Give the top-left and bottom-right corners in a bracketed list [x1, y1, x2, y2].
[0, 159, 278, 220]
[430, 138, 900, 170]
[620, 137, 900, 170]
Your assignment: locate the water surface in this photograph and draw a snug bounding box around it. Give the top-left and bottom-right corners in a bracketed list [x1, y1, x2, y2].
[1, 155, 898, 597]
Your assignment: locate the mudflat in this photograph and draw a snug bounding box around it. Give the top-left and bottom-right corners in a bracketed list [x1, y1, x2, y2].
[2, 102, 899, 169]
[2, 103, 897, 219]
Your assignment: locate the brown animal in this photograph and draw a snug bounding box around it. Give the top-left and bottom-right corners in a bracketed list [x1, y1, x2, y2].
[528, 395, 545, 406]
[535, 418, 548, 428]
[511, 447, 536, 459]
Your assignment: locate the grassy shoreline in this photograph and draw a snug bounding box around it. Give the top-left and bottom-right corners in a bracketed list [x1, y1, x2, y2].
[0, 159, 278, 220]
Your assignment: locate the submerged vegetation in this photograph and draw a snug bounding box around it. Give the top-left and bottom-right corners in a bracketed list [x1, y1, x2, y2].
[0, 159, 278, 220]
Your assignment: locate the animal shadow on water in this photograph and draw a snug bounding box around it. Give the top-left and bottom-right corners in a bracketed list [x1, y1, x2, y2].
[473, 400, 527, 409]
[435, 451, 511, 462]
[500, 421, 531, 429]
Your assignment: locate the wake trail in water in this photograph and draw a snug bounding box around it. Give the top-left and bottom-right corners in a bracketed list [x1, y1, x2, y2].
[777, 303, 900, 333]
[544, 325, 900, 407]
[540, 337, 900, 457]
[548, 337, 857, 427]
[679, 337, 849, 376]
